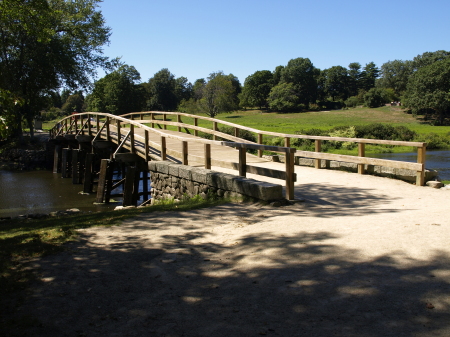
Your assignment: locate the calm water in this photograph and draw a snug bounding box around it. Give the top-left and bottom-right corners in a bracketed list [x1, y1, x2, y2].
[0, 170, 117, 218]
[371, 150, 450, 180]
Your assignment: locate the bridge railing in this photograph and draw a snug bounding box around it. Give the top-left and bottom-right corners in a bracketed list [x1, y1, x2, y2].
[121, 111, 428, 186]
[49, 112, 297, 199]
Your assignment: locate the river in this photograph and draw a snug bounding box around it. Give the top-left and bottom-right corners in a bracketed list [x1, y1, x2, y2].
[0, 170, 117, 218]
[372, 150, 450, 181]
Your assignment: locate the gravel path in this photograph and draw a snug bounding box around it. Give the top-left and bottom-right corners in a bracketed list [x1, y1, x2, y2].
[5, 166, 450, 336]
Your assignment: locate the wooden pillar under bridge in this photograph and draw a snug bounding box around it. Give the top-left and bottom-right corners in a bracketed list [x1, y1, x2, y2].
[53, 144, 62, 173]
[142, 170, 149, 202]
[61, 148, 72, 178]
[83, 153, 94, 193]
[96, 159, 113, 203]
[71, 149, 80, 184]
[122, 166, 137, 206]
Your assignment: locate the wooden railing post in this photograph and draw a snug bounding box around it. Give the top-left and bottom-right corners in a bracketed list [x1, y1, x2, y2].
[96, 114, 100, 131]
[116, 119, 121, 143]
[315, 140, 322, 169]
[238, 146, 247, 177]
[88, 114, 92, 135]
[234, 127, 239, 138]
[258, 134, 263, 157]
[106, 116, 110, 141]
[145, 130, 150, 162]
[163, 114, 167, 130]
[74, 115, 78, 134]
[80, 115, 84, 135]
[213, 121, 218, 141]
[150, 113, 154, 128]
[130, 124, 135, 153]
[358, 143, 365, 174]
[182, 141, 188, 165]
[416, 145, 426, 186]
[161, 136, 167, 160]
[285, 148, 295, 200]
[194, 118, 198, 136]
[204, 144, 211, 169]
[177, 114, 181, 132]
[284, 137, 290, 148]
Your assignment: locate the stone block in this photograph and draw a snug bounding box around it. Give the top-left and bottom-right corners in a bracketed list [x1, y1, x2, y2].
[168, 163, 180, 177]
[178, 165, 192, 180]
[148, 161, 157, 171]
[155, 161, 170, 174]
[191, 167, 209, 185]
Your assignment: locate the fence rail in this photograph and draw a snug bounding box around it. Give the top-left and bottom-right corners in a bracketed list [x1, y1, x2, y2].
[121, 111, 428, 186]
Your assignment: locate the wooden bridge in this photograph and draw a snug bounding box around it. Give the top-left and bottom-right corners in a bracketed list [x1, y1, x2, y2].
[49, 111, 427, 206]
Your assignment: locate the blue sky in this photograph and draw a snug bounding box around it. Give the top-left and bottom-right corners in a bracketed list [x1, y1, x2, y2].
[98, 0, 450, 84]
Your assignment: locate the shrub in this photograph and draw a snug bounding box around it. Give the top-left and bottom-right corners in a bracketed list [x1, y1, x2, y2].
[354, 123, 417, 141]
[364, 88, 390, 108]
[328, 126, 357, 149]
[344, 96, 360, 108]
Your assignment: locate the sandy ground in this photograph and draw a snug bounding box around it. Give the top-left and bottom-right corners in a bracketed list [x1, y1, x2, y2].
[4, 165, 450, 337]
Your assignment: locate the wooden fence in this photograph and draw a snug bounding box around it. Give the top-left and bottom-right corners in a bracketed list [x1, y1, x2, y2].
[120, 111, 428, 186]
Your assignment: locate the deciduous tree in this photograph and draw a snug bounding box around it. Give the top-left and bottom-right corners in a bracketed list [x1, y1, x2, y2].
[0, 0, 111, 137]
[404, 58, 450, 125]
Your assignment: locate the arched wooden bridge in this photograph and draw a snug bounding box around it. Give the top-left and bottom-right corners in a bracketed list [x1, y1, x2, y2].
[49, 111, 427, 205]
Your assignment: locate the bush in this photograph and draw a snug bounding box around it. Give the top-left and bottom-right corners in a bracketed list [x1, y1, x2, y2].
[364, 88, 390, 108]
[414, 133, 450, 149]
[354, 123, 417, 141]
[344, 96, 360, 108]
[328, 126, 357, 149]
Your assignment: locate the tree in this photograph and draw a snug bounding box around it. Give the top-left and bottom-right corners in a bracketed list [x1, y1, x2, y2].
[0, 0, 111, 138]
[377, 60, 413, 97]
[240, 70, 273, 109]
[62, 94, 84, 115]
[348, 62, 362, 96]
[404, 58, 450, 125]
[199, 72, 239, 118]
[280, 57, 317, 105]
[412, 50, 450, 70]
[360, 62, 380, 91]
[364, 88, 390, 108]
[322, 66, 350, 101]
[175, 77, 193, 106]
[267, 82, 300, 112]
[272, 66, 284, 86]
[87, 64, 145, 115]
[146, 68, 176, 111]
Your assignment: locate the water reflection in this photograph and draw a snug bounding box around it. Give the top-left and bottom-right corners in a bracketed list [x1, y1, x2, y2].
[372, 150, 450, 180]
[0, 170, 117, 218]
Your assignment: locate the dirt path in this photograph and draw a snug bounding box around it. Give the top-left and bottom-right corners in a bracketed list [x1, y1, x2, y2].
[5, 167, 450, 336]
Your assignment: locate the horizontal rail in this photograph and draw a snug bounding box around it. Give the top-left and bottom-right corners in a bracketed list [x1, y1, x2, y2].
[122, 111, 427, 147]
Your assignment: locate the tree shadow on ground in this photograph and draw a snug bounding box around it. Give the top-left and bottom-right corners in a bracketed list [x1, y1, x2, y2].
[4, 204, 450, 336]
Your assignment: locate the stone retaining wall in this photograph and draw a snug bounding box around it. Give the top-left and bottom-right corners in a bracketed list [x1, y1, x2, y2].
[148, 161, 283, 202]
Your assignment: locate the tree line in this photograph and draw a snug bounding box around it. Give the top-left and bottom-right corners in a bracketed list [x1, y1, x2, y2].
[80, 51, 450, 125]
[1, 0, 449, 141]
